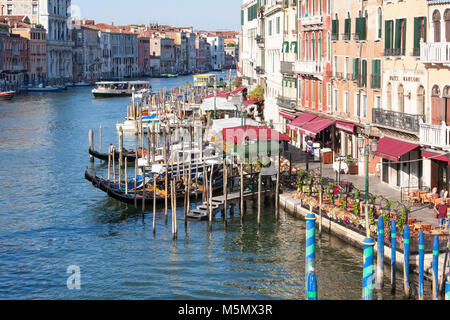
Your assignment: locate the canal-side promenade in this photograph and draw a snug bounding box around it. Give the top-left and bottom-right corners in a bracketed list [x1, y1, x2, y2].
[280, 190, 447, 283]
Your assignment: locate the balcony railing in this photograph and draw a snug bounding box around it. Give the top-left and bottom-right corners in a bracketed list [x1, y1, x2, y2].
[331, 33, 339, 41]
[277, 96, 297, 110]
[280, 61, 294, 74]
[294, 60, 323, 78]
[384, 48, 406, 57]
[419, 121, 450, 149]
[342, 33, 351, 41]
[255, 35, 265, 46]
[372, 108, 422, 133]
[420, 42, 450, 65]
[255, 66, 265, 75]
[301, 15, 323, 26]
[411, 48, 420, 57]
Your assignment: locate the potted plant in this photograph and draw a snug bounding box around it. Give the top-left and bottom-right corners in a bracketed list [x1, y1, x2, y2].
[345, 156, 358, 175]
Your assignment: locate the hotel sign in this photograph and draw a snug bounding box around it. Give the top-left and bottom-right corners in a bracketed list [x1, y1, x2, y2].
[389, 75, 420, 83]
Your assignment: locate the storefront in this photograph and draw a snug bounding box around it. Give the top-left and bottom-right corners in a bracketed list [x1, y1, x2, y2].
[376, 136, 421, 190]
[422, 150, 450, 194]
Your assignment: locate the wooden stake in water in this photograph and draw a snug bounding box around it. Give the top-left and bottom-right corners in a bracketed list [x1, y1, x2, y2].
[113, 150, 116, 183]
[134, 156, 137, 210]
[362, 237, 376, 300]
[432, 235, 439, 300]
[403, 225, 410, 298]
[99, 125, 102, 154]
[257, 170, 262, 226]
[107, 151, 111, 180]
[240, 162, 244, 217]
[376, 217, 384, 290]
[153, 171, 157, 235]
[89, 129, 94, 162]
[418, 230, 425, 300]
[125, 157, 128, 195]
[391, 220, 397, 294]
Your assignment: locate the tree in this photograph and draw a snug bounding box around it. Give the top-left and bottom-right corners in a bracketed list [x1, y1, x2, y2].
[249, 85, 264, 101]
[226, 43, 237, 47]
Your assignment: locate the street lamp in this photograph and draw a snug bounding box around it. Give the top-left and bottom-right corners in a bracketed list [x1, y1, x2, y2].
[213, 81, 217, 120]
[357, 123, 378, 238]
[240, 95, 245, 128]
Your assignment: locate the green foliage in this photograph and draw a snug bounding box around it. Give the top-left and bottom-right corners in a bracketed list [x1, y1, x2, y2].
[232, 77, 242, 88]
[396, 207, 408, 233]
[249, 85, 264, 100]
[339, 193, 346, 210]
[226, 43, 237, 47]
[354, 188, 361, 200]
[353, 201, 360, 216]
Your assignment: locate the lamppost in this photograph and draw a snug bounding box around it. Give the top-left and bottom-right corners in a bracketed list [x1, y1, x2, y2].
[357, 123, 378, 238]
[213, 81, 217, 120]
[240, 95, 245, 128]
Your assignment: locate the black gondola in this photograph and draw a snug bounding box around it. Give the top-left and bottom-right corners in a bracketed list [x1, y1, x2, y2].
[89, 148, 137, 163]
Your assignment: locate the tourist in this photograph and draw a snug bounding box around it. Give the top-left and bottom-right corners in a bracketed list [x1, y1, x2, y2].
[434, 198, 449, 228]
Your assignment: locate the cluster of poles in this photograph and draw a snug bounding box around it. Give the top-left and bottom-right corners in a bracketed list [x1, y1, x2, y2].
[305, 209, 450, 300]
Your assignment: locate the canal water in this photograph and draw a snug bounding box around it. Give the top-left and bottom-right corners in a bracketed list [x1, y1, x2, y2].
[0, 72, 434, 300]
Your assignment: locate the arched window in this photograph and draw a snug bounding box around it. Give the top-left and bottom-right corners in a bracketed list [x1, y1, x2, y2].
[417, 86, 426, 122]
[433, 10, 441, 42]
[398, 84, 405, 113]
[443, 85, 450, 98]
[445, 9, 450, 42]
[312, 33, 316, 61]
[387, 83, 392, 110]
[432, 84, 441, 97]
[377, 7, 383, 39]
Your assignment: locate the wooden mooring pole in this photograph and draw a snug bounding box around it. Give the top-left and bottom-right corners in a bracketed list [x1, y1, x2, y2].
[89, 129, 94, 162]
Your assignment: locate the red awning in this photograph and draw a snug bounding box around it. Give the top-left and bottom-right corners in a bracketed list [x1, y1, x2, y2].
[222, 125, 290, 146]
[422, 151, 450, 164]
[204, 91, 230, 99]
[288, 113, 318, 130]
[298, 117, 335, 138]
[336, 121, 355, 133]
[279, 111, 297, 120]
[243, 99, 259, 106]
[231, 86, 246, 96]
[376, 137, 419, 162]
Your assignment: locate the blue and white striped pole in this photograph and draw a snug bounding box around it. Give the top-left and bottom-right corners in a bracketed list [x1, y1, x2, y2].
[305, 212, 316, 294]
[418, 230, 425, 300]
[432, 235, 439, 300]
[362, 237, 375, 300]
[446, 225, 450, 301]
[391, 220, 396, 293]
[403, 225, 410, 298]
[307, 269, 318, 300]
[376, 217, 384, 290]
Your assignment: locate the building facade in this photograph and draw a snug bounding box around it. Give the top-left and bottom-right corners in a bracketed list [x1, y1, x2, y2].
[0, 23, 29, 86]
[72, 25, 101, 82]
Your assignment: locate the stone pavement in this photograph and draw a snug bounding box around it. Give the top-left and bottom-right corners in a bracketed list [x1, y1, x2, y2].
[282, 143, 441, 229]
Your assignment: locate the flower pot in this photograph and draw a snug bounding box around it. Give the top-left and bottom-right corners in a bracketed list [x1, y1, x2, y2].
[347, 164, 358, 175]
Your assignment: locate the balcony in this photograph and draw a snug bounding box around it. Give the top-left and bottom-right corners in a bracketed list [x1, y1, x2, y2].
[255, 35, 265, 47]
[294, 60, 323, 79]
[420, 42, 450, 66]
[301, 15, 323, 26]
[280, 61, 294, 75]
[372, 108, 422, 134]
[419, 121, 450, 149]
[331, 33, 339, 41]
[277, 96, 297, 110]
[384, 48, 406, 57]
[255, 66, 265, 75]
[342, 33, 351, 41]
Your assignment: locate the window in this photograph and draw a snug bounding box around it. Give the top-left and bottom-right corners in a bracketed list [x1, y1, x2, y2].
[362, 94, 367, 118]
[386, 83, 392, 111]
[344, 91, 349, 113]
[355, 92, 360, 117]
[414, 17, 427, 52]
[298, 79, 302, 100]
[398, 84, 405, 113]
[318, 33, 322, 61]
[312, 80, 316, 106]
[33, 4, 38, 15]
[312, 33, 316, 61]
[334, 56, 338, 77]
[375, 95, 381, 109]
[433, 10, 441, 42]
[352, 58, 360, 81]
[327, 0, 331, 16]
[327, 33, 331, 61]
[305, 34, 309, 60]
[445, 9, 450, 42]
[371, 59, 381, 89]
[319, 81, 322, 107]
[385, 20, 394, 51]
[306, 80, 309, 102]
[269, 20, 273, 36]
[344, 13, 351, 40]
[417, 86, 425, 121]
[277, 17, 281, 34]
[361, 59, 367, 88]
[377, 8, 382, 40]
[332, 15, 339, 40]
[395, 18, 407, 55]
[345, 57, 349, 79]
[332, 87, 337, 111]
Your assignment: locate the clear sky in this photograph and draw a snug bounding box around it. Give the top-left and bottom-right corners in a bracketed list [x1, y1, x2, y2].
[72, 0, 242, 31]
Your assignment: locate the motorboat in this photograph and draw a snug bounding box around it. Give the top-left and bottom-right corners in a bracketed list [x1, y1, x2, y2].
[0, 91, 16, 100]
[92, 81, 151, 98]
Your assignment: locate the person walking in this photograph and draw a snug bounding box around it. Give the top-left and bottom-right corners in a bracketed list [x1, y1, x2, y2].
[434, 198, 449, 228]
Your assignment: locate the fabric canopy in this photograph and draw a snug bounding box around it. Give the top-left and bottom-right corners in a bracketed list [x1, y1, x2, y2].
[376, 137, 419, 162]
[231, 86, 246, 96]
[200, 97, 237, 112]
[290, 113, 317, 128]
[279, 111, 297, 120]
[422, 150, 450, 164]
[336, 121, 355, 133]
[243, 99, 259, 106]
[204, 91, 231, 99]
[222, 125, 290, 146]
[298, 117, 334, 138]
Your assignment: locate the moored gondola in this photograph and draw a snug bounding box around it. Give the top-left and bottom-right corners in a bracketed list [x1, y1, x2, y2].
[89, 148, 137, 163]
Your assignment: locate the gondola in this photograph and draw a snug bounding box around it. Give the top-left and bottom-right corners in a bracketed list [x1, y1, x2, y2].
[89, 148, 137, 163]
[85, 168, 223, 206]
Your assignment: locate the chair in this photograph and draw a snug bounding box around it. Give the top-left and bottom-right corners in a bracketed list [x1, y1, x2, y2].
[409, 190, 421, 204]
[423, 187, 438, 204]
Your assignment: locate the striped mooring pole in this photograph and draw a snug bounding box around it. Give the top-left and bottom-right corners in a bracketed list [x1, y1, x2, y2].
[432, 235, 439, 300]
[376, 217, 384, 290]
[362, 237, 375, 300]
[391, 220, 396, 293]
[307, 269, 318, 300]
[446, 225, 450, 301]
[418, 230, 425, 300]
[403, 225, 410, 298]
[305, 212, 316, 295]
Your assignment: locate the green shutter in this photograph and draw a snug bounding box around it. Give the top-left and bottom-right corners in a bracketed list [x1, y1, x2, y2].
[395, 19, 401, 49]
[414, 17, 420, 49]
[345, 18, 351, 35]
[385, 20, 391, 49]
[402, 19, 406, 51]
[362, 60, 367, 87]
[361, 17, 366, 40]
[332, 20, 337, 34]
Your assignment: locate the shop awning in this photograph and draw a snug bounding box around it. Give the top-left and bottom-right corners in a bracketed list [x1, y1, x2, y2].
[287, 113, 318, 131]
[279, 111, 297, 120]
[243, 99, 259, 106]
[422, 150, 450, 164]
[376, 137, 419, 162]
[204, 91, 231, 99]
[298, 117, 335, 138]
[222, 125, 290, 146]
[231, 86, 246, 96]
[336, 121, 355, 133]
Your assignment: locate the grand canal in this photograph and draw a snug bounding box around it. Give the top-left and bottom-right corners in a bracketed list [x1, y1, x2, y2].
[0, 73, 433, 299]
